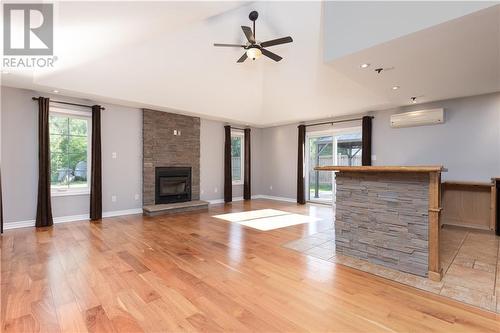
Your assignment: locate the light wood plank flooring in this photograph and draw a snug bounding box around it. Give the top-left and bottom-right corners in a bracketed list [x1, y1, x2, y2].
[1, 200, 499, 332]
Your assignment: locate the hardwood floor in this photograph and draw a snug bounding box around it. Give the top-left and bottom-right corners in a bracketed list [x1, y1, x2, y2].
[1, 199, 498, 332]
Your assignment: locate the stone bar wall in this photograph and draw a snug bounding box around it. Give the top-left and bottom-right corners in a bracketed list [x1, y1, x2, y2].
[335, 172, 429, 276]
[143, 109, 200, 206]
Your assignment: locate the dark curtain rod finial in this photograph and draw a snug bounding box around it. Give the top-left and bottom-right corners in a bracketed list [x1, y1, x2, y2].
[32, 97, 105, 110]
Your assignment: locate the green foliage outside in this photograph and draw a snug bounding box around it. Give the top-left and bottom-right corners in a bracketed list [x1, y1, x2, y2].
[49, 115, 88, 187]
[231, 137, 241, 157]
[231, 136, 242, 181]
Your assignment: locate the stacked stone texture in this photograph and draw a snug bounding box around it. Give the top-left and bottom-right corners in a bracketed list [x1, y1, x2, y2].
[143, 109, 200, 206]
[335, 172, 429, 277]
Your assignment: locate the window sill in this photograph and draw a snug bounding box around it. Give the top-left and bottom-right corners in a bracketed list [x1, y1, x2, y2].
[51, 190, 90, 197]
[232, 182, 244, 186]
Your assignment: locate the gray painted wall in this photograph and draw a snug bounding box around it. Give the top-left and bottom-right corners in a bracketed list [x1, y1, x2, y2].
[373, 93, 500, 182]
[200, 119, 262, 201]
[1, 86, 143, 223]
[258, 92, 500, 199]
[1, 86, 264, 223]
[259, 124, 298, 198]
[2, 85, 498, 222]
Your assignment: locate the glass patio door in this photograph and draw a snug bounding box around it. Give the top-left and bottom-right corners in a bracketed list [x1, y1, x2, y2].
[306, 134, 335, 203]
[306, 128, 363, 204]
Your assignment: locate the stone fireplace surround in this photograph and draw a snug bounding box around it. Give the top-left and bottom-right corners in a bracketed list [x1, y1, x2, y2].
[143, 109, 200, 206]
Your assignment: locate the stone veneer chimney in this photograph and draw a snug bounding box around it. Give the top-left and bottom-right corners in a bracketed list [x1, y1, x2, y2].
[142, 109, 200, 206]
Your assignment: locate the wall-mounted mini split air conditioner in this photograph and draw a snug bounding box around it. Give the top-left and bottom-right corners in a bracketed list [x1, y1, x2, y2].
[390, 108, 444, 128]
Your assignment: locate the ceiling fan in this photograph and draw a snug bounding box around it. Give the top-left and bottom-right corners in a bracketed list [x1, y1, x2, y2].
[214, 11, 293, 63]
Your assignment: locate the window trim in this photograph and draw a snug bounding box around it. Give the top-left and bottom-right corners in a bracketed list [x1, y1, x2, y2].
[49, 108, 92, 197]
[231, 130, 245, 186]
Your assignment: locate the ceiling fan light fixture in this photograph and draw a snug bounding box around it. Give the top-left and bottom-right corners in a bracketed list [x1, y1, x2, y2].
[246, 47, 262, 60]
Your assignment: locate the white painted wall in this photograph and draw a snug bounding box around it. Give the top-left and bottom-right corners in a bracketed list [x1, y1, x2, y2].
[324, 1, 496, 61]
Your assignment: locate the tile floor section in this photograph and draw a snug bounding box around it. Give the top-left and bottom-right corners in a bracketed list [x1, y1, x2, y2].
[284, 226, 500, 313]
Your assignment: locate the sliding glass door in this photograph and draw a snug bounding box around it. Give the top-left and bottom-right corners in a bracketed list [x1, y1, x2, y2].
[306, 133, 335, 203]
[306, 128, 362, 204]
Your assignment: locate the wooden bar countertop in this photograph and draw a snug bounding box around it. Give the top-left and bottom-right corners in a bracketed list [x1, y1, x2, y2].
[315, 165, 446, 173]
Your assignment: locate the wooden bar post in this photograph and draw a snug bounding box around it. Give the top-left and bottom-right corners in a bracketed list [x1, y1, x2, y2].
[490, 178, 497, 232]
[428, 171, 442, 281]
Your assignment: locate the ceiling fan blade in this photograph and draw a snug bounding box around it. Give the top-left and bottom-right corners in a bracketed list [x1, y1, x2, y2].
[214, 43, 245, 48]
[261, 48, 282, 62]
[241, 26, 255, 43]
[237, 53, 248, 63]
[260, 36, 293, 48]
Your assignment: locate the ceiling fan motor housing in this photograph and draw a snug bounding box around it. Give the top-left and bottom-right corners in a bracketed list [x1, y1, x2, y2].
[249, 11, 258, 21]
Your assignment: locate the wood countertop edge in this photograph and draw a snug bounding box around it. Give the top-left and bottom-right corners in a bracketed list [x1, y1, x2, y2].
[315, 166, 446, 173]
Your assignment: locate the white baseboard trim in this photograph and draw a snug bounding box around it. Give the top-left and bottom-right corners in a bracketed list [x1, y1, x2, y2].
[252, 195, 297, 203]
[103, 208, 143, 218]
[207, 196, 244, 205]
[3, 196, 298, 230]
[206, 194, 296, 205]
[3, 220, 36, 230]
[207, 198, 225, 205]
[3, 208, 143, 230]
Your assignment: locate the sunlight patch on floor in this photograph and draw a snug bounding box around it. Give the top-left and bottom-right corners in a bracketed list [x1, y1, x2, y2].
[213, 209, 320, 231]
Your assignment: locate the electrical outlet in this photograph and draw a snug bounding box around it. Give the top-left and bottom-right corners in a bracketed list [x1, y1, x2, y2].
[112, 152, 117, 159]
[372, 155, 377, 161]
[269, 185, 273, 191]
[111, 195, 117, 202]
[173, 130, 177, 135]
[200, 189, 204, 195]
[134, 194, 139, 200]
[214, 187, 218, 193]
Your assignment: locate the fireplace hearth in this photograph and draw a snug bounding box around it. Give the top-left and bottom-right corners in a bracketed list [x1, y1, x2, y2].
[155, 167, 191, 204]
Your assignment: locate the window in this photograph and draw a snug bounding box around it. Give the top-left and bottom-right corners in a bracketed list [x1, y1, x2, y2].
[49, 109, 91, 195]
[231, 131, 244, 185]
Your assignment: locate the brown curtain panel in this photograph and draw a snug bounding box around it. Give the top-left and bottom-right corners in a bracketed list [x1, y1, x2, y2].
[36, 97, 53, 227]
[243, 128, 251, 200]
[297, 125, 306, 204]
[90, 105, 102, 220]
[224, 125, 232, 203]
[362, 116, 372, 166]
[1, 167, 3, 233]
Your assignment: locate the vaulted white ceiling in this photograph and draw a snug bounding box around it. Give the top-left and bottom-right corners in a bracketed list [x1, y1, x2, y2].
[2, 1, 499, 127]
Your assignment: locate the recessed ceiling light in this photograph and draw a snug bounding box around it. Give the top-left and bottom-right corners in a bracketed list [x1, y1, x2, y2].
[360, 63, 370, 69]
[53, 89, 59, 93]
[392, 86, 400, 90]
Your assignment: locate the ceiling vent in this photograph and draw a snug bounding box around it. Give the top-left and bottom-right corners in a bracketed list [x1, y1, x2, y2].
[390, 108, 444, 128]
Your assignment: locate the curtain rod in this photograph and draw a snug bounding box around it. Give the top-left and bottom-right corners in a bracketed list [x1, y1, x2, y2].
[304, 116, 373, 128]
[226, 125, 249, 131]
[32, 97, 105, 110]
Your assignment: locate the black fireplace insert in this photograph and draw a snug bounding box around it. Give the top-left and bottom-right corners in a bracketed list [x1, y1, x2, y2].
[155, 167, 191, 204]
